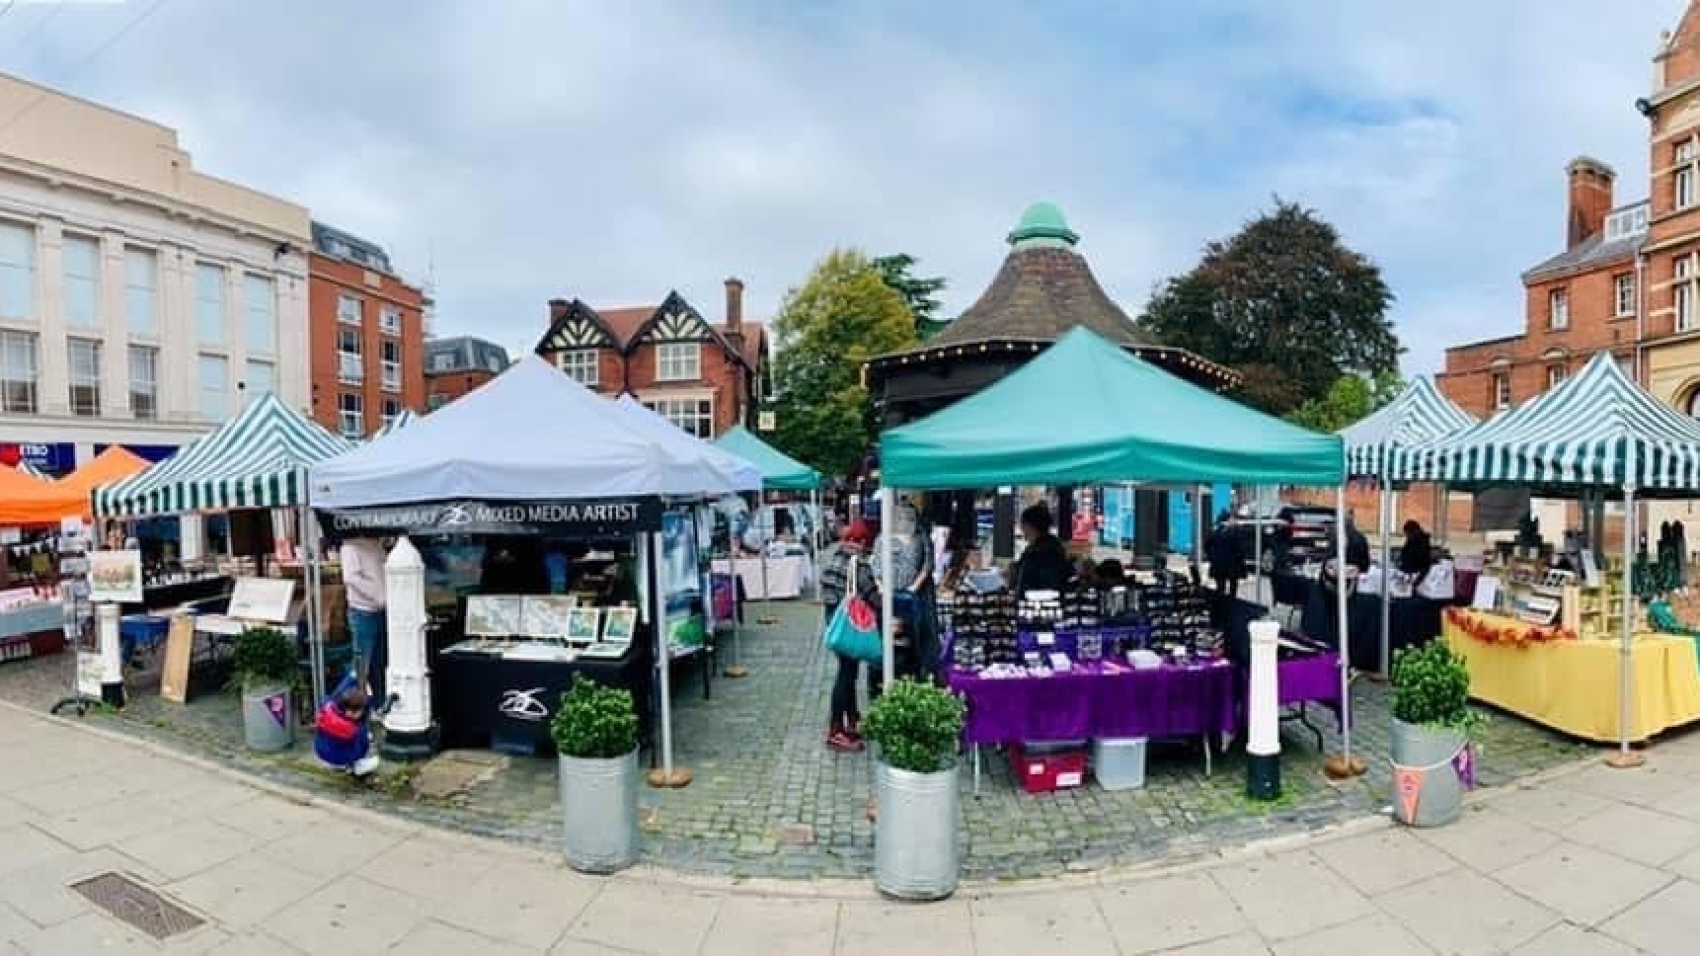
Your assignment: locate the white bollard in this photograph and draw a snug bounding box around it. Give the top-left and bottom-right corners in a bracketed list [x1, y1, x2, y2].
[381, 536, 438, 759]
[1246, 618, 1281, 799]
[97, 602, 125, 707]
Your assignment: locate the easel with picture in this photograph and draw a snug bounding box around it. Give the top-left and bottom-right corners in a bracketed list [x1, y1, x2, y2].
[161, 576, 299, 703]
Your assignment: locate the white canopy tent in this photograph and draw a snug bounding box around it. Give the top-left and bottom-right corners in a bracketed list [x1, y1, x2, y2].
[309, 356, 759, 783]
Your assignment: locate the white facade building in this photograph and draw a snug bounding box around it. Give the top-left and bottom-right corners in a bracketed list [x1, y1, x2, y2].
[0, 72, 310, 474]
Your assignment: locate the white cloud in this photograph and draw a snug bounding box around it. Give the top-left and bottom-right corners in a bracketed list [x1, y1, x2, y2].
[0, 0, 1688, 374]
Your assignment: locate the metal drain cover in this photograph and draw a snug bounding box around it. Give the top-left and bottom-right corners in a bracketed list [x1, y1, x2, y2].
[69, 872, 204, 940]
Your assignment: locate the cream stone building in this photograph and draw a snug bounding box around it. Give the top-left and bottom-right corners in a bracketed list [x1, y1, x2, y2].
[0, 72, 309, 474]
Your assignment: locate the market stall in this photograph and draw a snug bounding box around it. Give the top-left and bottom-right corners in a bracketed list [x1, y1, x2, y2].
[1339, 377, 1476, 673]
[0, 446, 150, 526]
[1392, 352, 1700, 758]
[712, 425, 825, 597]
[880, 326, 1355, 779]
[91, 393, 354, 704]
[311, 357, 759, 778]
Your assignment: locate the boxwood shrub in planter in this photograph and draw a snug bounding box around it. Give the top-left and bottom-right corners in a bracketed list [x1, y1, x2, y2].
[861, 678, 967, 900]
[1390, 641, 1483, 828]
[550, 675, 640, 873]
[230, 627, 299, 753]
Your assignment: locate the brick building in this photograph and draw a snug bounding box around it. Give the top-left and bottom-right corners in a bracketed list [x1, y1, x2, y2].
[307, 223, 425, 438]
[532, 278, 767, 438]
[1438, 159, 1645, 419]
[424, 336, 510, 409]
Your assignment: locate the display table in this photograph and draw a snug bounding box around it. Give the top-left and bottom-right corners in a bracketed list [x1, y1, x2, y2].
[712, 556, 811, 601]
[948, 659, 1238, 745]
[1299, 581, 1446, 671]
[1443, 609, 1700, 743]
[0, 598, 63, 662]
[435, 644, 648, 755]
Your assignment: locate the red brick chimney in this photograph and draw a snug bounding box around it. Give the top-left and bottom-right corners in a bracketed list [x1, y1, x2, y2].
[724, 278, 744, 335]
[547, 298, 570, 324]
[1567, 157, 1615, 249]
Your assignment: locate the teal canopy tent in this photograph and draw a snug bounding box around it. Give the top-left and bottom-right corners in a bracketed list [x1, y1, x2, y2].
[713, 425, 821, 491]
[880, 326, 1344, 489]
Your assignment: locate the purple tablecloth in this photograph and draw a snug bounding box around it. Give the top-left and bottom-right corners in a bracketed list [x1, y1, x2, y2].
[1273, 651, 1347, 729]
[947, 660, 1238, 746]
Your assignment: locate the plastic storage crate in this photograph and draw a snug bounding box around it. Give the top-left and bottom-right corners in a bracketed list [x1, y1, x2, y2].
[1010, 741, 1088, 793]
[1091, 737, 1148, 790]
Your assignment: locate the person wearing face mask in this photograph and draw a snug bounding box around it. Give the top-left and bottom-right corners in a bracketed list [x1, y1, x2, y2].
[1012, 503, 1071, 595]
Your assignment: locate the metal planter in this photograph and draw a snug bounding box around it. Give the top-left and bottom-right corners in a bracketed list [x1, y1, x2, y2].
[874, 760, 960, 900]
[1390, 719, 1466, 828]
[241, 684, 294, 752]
[558, 749, 639, 874]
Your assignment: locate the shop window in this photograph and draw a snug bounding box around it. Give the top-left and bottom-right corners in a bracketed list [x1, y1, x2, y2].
[558, 349, 598, 386]
[644, 397, 713, 438]
[381, 340, 401, 392]
[1615, 273, 1636, 318]
[0, 221, 33, 320]
[245, 359, 274, 397]
[656, 342, 701, 381]
[0, 331, 37, 413]
[1547, 288, 1568, 330]
[68, 339, 101, 417]
[129, 346, 157, 420]
[198, 354, 228, 422]
[245, 274, 276, 353]
[62, 234, 99, 329]
[196, 263, 225, 346]
[339, 392, 364, 438]
[125, 247, 157, 336]
[339, 327, 363, 383]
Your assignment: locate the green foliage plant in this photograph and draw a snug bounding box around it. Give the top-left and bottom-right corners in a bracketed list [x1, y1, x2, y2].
[1391, 641, 1483, 738]
[229, 627, 298, 692]
[550, 675, 640, 759]
[861, 679, 966, 774]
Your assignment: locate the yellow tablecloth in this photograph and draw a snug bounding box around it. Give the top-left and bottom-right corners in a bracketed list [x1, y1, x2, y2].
[1443, 610, 1700, 743]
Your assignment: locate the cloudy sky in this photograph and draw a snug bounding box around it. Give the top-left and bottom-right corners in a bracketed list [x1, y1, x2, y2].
[2, 0, 1690, 375]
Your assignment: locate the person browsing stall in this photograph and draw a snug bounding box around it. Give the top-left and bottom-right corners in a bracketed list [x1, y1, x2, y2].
[340, 537, 389, 706]
[820, 520, 876, 752]
[1399, 520, 1434, 583]
[1011, 503, 1071, 595]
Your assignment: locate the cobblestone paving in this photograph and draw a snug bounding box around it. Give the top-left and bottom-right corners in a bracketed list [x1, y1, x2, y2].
[0, 601, 1591, 880]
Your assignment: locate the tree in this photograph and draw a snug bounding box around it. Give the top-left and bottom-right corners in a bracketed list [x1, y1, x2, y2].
[1285, 371, 1404, 433]
[771, 250, 917, 478]
[1138, 199, 1401, 417]
[874, 253, 948, 341]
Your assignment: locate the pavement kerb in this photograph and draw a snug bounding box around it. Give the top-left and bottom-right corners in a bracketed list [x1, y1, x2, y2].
[1, 696, 1622, 902]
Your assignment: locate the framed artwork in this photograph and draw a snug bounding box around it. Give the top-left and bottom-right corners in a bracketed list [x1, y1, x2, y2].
[566, 606, 601, 643]
[520, 595, 577, 638]
[87, 550, 143, 603]
[466, 595, 524, 636]
[602, 606, 637, 642]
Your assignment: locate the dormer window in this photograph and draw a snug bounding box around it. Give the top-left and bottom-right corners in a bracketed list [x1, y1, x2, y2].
[1604, 203, 1650, 241]
[1548, 288, 1569, 330]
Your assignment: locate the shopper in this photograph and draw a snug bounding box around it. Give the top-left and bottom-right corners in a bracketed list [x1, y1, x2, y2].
[1205, 512, 1245, 596]
[872, 500, 935, 691]
[340, 536, 389, 707]
[1399, 520, 1434, 583]
[820, 520, 875, 752]
[1011, 503, 1071, 595]
[314, 676, 379, 778]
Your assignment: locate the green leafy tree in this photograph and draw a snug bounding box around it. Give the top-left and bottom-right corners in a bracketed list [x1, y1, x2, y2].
[874, 253, 948, 341]
[771, 250, 917, 478]
[1285, 371, 1404, 433]
[1138, 199, 1401, 416]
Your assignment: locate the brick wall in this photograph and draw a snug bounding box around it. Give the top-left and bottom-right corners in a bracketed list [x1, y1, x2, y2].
[307, 252, 426, 435]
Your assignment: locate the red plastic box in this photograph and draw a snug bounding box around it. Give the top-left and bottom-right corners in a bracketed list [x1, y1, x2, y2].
[1009, 742, 1088, 794]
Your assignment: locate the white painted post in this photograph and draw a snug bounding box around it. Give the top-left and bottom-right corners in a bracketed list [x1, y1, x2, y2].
[1246, 618, 1281, 798]
[381, 537, 436, 757]
[97, 602, 124, 707]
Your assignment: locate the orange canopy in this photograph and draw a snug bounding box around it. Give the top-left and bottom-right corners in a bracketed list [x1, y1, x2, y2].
[0, 446, 151, 526]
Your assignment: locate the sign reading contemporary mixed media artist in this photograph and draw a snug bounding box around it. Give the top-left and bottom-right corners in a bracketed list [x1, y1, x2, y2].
[319, 498, 664, 537]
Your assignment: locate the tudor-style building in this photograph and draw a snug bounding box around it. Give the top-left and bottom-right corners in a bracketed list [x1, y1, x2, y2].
[533, 277, 766, 437]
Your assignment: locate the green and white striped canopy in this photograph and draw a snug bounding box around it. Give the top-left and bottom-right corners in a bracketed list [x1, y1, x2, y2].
[1340, 377, 1475, 478]
[93, 393, 353, 518]
[371, 408, 420, 439]
[1390, 352, 1700, 492]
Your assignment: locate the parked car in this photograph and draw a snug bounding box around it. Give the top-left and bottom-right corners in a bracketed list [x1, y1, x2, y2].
[1228, 502, 1337, 574]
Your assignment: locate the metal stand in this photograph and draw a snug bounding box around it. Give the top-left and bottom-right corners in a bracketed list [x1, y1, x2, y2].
[1325, 485, 1366, 780]
[1609, 478, 1647, 769]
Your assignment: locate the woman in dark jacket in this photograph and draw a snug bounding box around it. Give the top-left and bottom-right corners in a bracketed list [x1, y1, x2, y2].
[1399, 520, 1434, 582]
[1012, 504, 1071, 595]
[1205, 513, 1245, 595]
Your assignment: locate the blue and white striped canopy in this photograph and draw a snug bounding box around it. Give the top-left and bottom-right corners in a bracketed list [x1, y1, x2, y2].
[1390, 352, 1700, 492]
[1340, 377, 1475, 479]
[93, 393, 353, 517]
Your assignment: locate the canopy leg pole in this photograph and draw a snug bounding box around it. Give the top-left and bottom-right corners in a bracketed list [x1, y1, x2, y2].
[1254, 486, 1265, 608]
[649, 531, 691, 788]
[1326, 485, 1364, 779]
[881, 490, 896, 690]
[811, 488, 823, 603]
[1608, 483, 1646, 770]
[300, 502, 325, 708]
[1379, 482, 1392, 678]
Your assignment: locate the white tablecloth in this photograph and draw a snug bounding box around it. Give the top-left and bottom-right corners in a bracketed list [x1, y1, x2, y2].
[713, 556, 813, 601]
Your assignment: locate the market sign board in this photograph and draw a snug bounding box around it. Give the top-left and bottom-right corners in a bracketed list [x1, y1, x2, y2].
[319, 498, 664, 537]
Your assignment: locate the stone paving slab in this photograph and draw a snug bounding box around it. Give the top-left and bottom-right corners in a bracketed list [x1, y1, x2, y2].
[0, 597, 1594, 882]
[3, 699, 1700, 953]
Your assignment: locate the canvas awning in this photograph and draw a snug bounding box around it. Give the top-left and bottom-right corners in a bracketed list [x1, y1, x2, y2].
[610, 395, 762, 494]
[93, 393, 353, 518]
[879, 327, 1344, 489]
[1390, 352, 1700, 494]
[0, 446, 149, 525]
[1340, 377, 1475, 479]
[712, 424, 821, 491]
[372, 408, 420, 439]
